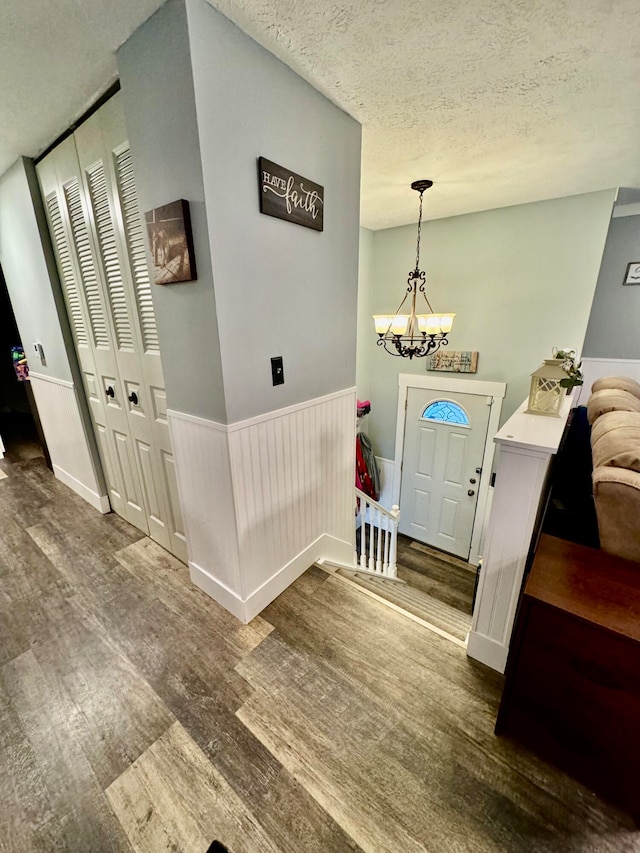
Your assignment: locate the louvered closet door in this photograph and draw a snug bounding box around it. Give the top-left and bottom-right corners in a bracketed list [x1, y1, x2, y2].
[73, 95, 186, 561]
[37, 137, 149, 534]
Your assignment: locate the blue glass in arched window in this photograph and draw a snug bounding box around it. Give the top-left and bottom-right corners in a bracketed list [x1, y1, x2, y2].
[421, 400, 470, 426]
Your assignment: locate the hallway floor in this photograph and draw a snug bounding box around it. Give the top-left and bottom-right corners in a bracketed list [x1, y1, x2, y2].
[0, 454, 637, 852]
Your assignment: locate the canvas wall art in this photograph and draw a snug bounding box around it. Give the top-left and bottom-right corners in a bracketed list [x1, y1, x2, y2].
[427, 350, 479, 373]
[145, 199, 197, 285]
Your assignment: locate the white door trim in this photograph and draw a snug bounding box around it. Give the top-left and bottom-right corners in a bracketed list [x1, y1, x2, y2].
[392, 373, 506, 566]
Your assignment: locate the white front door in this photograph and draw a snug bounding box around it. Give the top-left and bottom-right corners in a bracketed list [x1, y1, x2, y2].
[399, 388, 492, 559]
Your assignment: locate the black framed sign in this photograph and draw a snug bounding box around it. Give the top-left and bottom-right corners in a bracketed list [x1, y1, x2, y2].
[623, 262, 640, 285]
[258, 157, 324, 231]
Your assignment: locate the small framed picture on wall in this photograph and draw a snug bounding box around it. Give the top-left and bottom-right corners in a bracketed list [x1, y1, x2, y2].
[623, 262, 640, 285]
[145, 199, 197, 285]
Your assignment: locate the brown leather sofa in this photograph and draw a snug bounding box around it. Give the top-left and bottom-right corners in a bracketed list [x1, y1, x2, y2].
[587, 376, 640, 562]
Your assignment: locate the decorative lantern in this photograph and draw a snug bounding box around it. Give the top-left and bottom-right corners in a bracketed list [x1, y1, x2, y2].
[525, 359, 567, 417]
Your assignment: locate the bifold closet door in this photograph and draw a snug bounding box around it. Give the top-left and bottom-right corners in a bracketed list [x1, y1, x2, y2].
[37, 94, 187, 561]
[38, 136, 149, 535]
[73, 95, 186, 561]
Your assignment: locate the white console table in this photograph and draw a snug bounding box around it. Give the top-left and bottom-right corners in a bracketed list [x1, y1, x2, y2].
[467, 394, 574, 672]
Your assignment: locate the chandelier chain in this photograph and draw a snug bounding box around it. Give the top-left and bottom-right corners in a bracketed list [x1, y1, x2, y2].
[414, 189, 424, 272]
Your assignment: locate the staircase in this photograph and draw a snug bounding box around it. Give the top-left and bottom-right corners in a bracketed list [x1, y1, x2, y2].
[354, 488, 400, 578]
[335, 569, 472, 642]
[318, 487, 472, 645]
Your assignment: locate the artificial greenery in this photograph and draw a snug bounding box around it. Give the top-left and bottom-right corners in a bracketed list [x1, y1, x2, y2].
[554, 348, 584, 389]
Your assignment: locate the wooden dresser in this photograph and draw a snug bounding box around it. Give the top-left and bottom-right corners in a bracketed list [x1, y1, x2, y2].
[496, 534, 640, 821]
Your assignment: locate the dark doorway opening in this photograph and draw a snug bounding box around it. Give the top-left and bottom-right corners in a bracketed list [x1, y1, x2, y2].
[0, 266, 51, 468]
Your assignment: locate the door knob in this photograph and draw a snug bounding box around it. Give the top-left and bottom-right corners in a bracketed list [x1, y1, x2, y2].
[128, 391, 138, 405]
[468, 489, 475, 496]
[105, 385, 115, 398]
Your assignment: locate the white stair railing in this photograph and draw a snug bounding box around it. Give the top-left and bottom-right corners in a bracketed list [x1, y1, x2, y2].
[355, 487, 400, 578]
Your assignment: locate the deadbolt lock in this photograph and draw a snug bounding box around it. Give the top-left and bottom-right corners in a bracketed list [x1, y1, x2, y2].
[469, 477, 477, 484]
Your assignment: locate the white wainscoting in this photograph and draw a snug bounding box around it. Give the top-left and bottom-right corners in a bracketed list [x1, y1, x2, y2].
[166, 410, 242, 611]
[375, 456, 395, 509]
[575, 357, 640, 407]
[29, 372, 109, 512]
[168, 387, 356, 623]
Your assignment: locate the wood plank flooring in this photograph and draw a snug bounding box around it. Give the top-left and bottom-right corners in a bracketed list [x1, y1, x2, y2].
[397, 534, 477, 612]
[0, 452, 638, 852]
[339, 534, 477, 641]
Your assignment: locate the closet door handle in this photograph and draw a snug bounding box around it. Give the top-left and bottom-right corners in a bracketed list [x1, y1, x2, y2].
[128, 392, 138, 405]
[468, 489, 475, 496]
[105, 385, 115, 399]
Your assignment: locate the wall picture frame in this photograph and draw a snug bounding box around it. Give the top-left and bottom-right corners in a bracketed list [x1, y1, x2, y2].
[427, 350, 479, 373]
[145, 199, 197, 285]
[258, 157, 324, 231]
[623, 262, 640, 285]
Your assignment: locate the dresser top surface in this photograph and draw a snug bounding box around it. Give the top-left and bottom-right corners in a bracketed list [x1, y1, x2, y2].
[527, 535, 640, 642]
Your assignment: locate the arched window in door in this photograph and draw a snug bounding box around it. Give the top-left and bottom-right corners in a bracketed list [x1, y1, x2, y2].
[421, 400, 470, 426]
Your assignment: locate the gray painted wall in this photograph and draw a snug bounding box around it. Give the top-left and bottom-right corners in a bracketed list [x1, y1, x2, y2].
[186, 0, 361, 423]
[356, 227, 374, 402]
[583, 213, 640, 358]
[0, 158, 74, 382]
[358, 190, 615, 459]
[119, 0, 361, 426]
[117, 0, 227, 423]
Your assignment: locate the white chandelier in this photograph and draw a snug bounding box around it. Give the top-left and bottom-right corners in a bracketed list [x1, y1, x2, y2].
[374, 179, 455, 359]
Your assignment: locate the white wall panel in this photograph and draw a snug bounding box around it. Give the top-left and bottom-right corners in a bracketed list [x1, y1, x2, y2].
[574, 357, 640, 407]
[29, 373, 108, 512]
[168, 388, 356, 622]
[167, 410, 241, 600]
[375, 457, 395, 510]
[228, 388, 356, 606]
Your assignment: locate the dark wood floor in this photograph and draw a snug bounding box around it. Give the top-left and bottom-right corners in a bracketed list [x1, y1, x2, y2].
[396, 534, 477, 613]
[0, 451, 638, 851]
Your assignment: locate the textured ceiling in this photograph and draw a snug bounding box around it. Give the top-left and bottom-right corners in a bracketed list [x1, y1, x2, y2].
[1, 0, 639, 229]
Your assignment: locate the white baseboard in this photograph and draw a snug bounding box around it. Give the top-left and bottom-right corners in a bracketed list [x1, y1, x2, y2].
[52, 464, 110, 513]
[466, 630, 508, 673]
[243, 535, 332, 623]
[319, 533, 356, 566]
[189, 561, 246, 622]
[190, 533, 353, 624]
